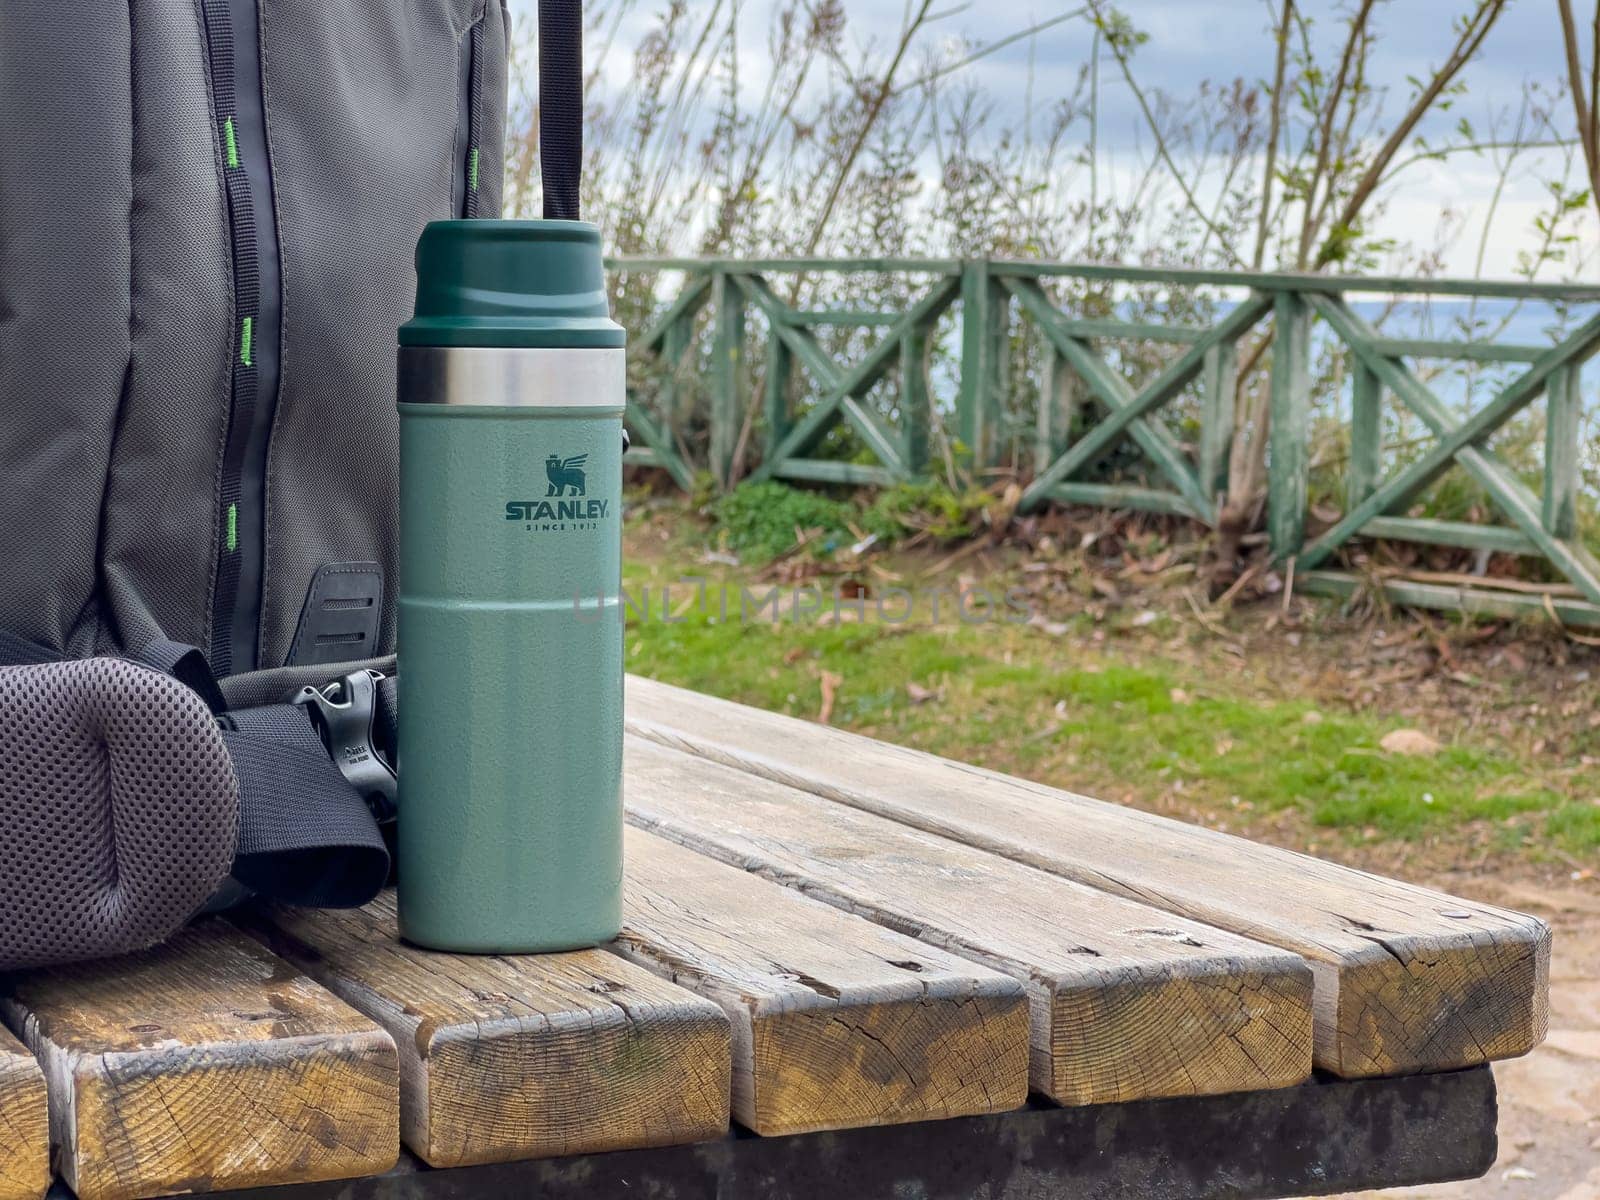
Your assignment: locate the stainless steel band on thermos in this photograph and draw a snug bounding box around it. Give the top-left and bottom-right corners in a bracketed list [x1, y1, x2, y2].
[397, 346, 626, 409]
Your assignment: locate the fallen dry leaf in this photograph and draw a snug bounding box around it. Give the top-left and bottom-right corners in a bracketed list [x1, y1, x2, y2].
[818, 670, 843, 724]
[1028, 613, 1070, 637]
[1380, 728, 1442, 756]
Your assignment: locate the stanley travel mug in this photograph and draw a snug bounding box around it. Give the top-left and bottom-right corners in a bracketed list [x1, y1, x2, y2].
[396, 219, 625, 952]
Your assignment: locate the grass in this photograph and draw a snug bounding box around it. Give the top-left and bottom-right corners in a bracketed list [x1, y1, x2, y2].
[623, 496, 1600, 867]
[708, 480, 996, 562]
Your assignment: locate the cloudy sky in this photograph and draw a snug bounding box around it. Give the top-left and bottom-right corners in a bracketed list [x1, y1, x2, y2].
[514, 0, 1593, 279]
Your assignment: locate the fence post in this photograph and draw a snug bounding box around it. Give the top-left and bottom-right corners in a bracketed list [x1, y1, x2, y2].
[1348, 361, 1382, 510]
[658, 312, 691, 429]
[901, 322, 931, 477]
[1544, 364, 1580, 539]
[1268, 291, 1311, 561]
[710, 269, 744, 491]
[764, 336, 792, 466]
[959, 260, 1004, 470]
[1034, 342, 1076, 476]
[1198, 341, 1237, 509]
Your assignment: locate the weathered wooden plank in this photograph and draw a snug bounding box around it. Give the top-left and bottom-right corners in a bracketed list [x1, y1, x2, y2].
[783, 310, 903, 327]
[983, 260, 1600, 302]
[625, 676, 1552, 1079]
[1044, 482, 1198, 519]
[1268, 290, 1311, 559]
[710, 270, 745, 489]
[611, 256, 963, 277]
[1360, 515, 1539, 557]
[624, 738, 1314, 1106]
[1300, 568, 1600, 627]
[243, 893, 731, 1169]
[959, 261, 1004, 468]
[1370, 335, 1547, 363]
[0, 1027, 46, 1200]
[1034, 341, 1076, 474]
[2, 921, 398, 1200]
[899, 325, 931, 477]
[1056, 317, 1207, 344]
[1348, 361, 1382, 509]
[1543, 364, 1581, 538]
[772, 460, 898, 487]
[617, 827, 1029, 1134]
[763, 336, 792, 463]
[608, 256, 1600, 302]
[1198, 340, 1237, 503]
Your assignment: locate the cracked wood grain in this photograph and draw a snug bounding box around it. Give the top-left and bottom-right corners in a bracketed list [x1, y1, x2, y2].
[616, 826, 1029, 1134]
[625, 737, 1315, 1105]
[625, 676, 1551, 1077]
[0, 920, 398, 1200]
[0, 1025, 46, 1200]
[241, 891, 731, 1168]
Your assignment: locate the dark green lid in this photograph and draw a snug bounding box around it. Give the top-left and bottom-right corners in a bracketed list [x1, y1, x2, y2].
[399, 219, 625, 348]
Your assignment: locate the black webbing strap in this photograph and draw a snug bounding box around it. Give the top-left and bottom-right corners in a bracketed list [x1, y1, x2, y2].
[0, 631, 388, 910]
[132, 642, 391, 909]
[539, 0, 583, 220]
[137, 638, 229, 713]
[221, 705, 390, 907]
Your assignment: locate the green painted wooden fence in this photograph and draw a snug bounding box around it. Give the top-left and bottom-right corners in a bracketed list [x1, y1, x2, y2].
[611, 257, 1600, 626]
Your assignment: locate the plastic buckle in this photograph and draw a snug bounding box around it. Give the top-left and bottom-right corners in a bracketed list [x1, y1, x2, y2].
[292, 668, 397, 825]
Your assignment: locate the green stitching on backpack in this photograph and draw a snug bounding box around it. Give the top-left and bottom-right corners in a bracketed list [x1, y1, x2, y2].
[468, 147, 480, 192]
[223, 117, 240, 169]
[226, 503, 238, 553]
[240, 316, 253, 366]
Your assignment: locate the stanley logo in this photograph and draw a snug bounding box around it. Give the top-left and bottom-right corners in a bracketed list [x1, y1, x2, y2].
[545, 453, 588, 496]
[506, 450, 609, 528]
[505, 497, 610, 522]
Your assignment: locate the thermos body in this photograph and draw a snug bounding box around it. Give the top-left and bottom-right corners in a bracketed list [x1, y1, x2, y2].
[396, 221, 626, 953]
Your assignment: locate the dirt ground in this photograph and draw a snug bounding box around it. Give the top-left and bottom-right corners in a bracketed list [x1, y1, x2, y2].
[1334, 876, 1600, 1200]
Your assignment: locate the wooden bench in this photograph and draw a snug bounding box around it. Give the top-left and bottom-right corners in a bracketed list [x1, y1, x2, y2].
[1, 676, 1547, 1200]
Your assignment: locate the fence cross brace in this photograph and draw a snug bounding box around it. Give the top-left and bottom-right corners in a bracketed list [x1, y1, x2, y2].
[740, 273, 959, 483]
[1302, 295, 1600, 604]
[1006, 277, 1261, 521]
[1017, 284, 1267, 524]
[623, 275, 713, 491]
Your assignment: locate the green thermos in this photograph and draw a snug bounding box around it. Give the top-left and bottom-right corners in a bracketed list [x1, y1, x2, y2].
[395, 219, 625, 952]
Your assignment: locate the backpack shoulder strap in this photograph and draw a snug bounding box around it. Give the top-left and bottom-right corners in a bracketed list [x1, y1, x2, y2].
[0, 632, 389, 910]
[539, 0, 583, 221]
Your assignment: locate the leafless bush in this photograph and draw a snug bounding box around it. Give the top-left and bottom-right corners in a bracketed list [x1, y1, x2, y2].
[506, 1, 1596, 544]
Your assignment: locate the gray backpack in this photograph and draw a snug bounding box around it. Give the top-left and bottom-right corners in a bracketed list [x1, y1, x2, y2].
[0, 0, 513, 967]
